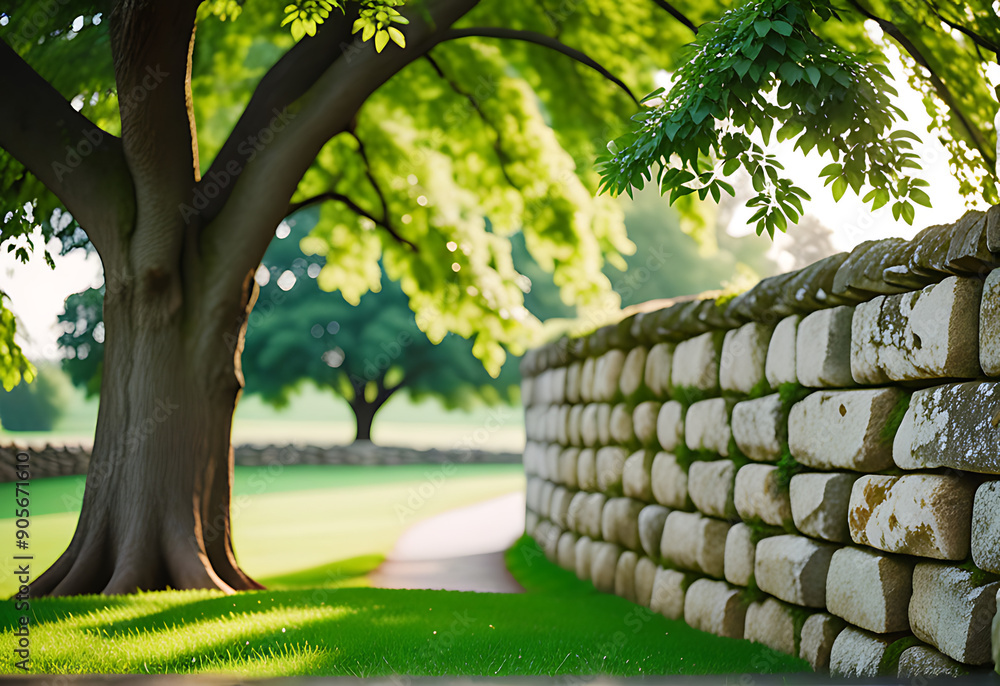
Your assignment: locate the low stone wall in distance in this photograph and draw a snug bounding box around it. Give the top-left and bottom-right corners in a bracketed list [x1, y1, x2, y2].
[0, 442, 521, 482]
[521, 206, 1000, 678]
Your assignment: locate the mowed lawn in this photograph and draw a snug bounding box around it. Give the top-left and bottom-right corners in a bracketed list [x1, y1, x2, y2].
[0, 464, 809, 676]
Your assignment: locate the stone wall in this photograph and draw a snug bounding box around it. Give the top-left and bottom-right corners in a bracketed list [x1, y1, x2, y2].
[0, 442, 520, 481]
[520, 206, 1000, 678]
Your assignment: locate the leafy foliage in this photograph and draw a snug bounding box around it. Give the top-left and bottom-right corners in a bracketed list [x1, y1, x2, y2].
[0, 363, 69, 431]
[0, 291, 33, 392]
[598, 0, 933, 237]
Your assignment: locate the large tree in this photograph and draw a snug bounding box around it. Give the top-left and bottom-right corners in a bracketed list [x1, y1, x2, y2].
[1, 0, 993, 597]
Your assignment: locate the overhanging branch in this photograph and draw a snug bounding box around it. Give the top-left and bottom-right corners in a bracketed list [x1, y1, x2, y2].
[286, 190, 417, 251]
[650, 0, 698, 35]
[439, 27, 639, 104]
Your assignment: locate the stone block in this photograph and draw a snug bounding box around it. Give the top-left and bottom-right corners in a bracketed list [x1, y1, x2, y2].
[650, 567, 690, 621]
[635, 556, 657, 607]
[826, 546, 913, 633]
[614, 550, 639, 602]
[538, 480, 555, 519]
[596, 403, 613, 446]
[620, 347, 647, 398]
[661, 510, 730, 578]
[765, 315, 800, 387]
[521, 375, 536, 408]
[638, 504, 670, 559]
[565, 360, 583, 404]
[734, 463, 792, 528]
[909, 562, 999, 665]
[671, 331, 722, 393]
[622, 450, 654, 502]
[579, 492, 607, 539]
[685, 398, 733, 456]
[893, 381, 1000, 474]
[567, 404, 584, 446]
[655, 401, 684, 452]
[596, 446, 629, 494]
[829, 626, 897, 678]
[993, 587, 1000, 671]
[609, 404, 634, 445]
[556, 405, 571, 446]
[545, 406, 561, 443]
[683, 579, 746, 639]
[600, 497, 643, 551]
[796, 306, 855, 388]
[897, 645, 968, 678]
[972, 480, 1000, 574]
[650, 452, 690, 509]
[851, 276, 982, 384]
[788, 388, 902, 471]
[745, 597, 800, 656]
[544, 443, 561, 482]
[549, 486, 573, 529]
[688, 459, 737, 520]
[558, 447, 580, 489]
[580, 357, 596, 403]
[580, 404, 601, 447]
[754, 534, 837, 608]
[980, 269, 1000, 375]
[535, 520, 560, 562]
[574, 536, 592, 581]
[724, 522, 757, 587]
[550, 366, 567, 405]
[594, 349, 626, 402]
[576, 448, 596, 490]
[590, 541, 622, 593]
[790, 471, 857, 543]
[720, 322, 775, 394]
[849, 474, 976, 560]
[644, 342, 674, 397]
[731, 394, 785, 462]
[556, 530, 578, 571]
[633, 401, 660, 445]
[799, 613, 845, 672]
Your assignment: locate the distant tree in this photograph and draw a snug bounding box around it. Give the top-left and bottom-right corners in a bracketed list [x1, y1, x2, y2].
[0, 363, 70, 431]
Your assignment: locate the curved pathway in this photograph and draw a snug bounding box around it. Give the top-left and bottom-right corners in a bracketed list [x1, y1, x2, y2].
[368, 491, 526, 593]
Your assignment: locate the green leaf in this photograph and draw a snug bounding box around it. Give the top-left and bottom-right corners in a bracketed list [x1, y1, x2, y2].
[832, 176, 848, 201]
[910, 189, 932, 207]
[754, 19, 772, 37]
[374, 29, 389, 52]
[387, 26, 405, 48]
[805, 66, 821, 86]
[771, 20, 793, 36]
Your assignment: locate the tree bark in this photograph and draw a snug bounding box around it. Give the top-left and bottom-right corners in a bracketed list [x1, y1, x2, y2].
[348, 379, 399, 444]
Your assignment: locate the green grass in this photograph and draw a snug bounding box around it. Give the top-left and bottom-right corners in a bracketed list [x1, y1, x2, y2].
[1, 537, 809, 676]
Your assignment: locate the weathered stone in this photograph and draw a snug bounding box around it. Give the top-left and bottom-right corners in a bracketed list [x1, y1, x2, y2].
[576, 448, 596, 491]
[558, 447, 580, 489]
[734, 463, 792, 527]
[565, 360, 583, 404]
[620, 347, 648, 399]
[661, 511, 730, 578]
[590, 541, 622, 593]
[555, 405, 571, 446]
[594, 349, 626, 402]
[829, 626, 897, 678]
[980, 269, 1000, 375]
[535, 520, 560, 562]
[521, 375, 536, 408]
[580, 357, 596, 403]
[897, 645, 968, 678]
[549, 486, 573, 528]
[993, 587, 1000, 671]
[851, 276, 983, 384]
[566, 491, 588, 534]
[731, 395, 784, 462]
[567, 404, 584, 446]
[634, 556, 657, 607]
[972, 480, 1000, 574]
[788, 388, 902, 471]
[766, 317, 800, 388]
[945, 210, 993, 275]
[525, 510, 539, 537]
[893, 381, 1000, 474]
[644, 342, 674, 396]
[614, 550, 639, 602]
[596, 403, 613, 446]
[790, 472, 858, 543]
[684, 398, 733, 456]
[596, 446, 629, 494]
[650, 567, 690, 620]
[579, 492, 608, 539]
[557, 530, 578, 571]
[849, 474, 976, 560]
[986, 203, 1000, 253]
[580, 404, 600, 447]
[544, 405, 561, 443]
[538, 480, 555, 519]
[745, 597, 800, 656]
[720, 322, 775, 394]
[550, 366, 568, 405]
[672, 331, 722, 393]
[755, 534, 837, 608]
[609, 404, 634, 445]
[799, 613, 845, 672]
[574, 536, 593, 581]
[910, 221, 958, 277]
[724, 523, 757, 587]
[655, 401, 684, 452]
[688, 459, 737, 520]
[543, 443, 561, 481]
[622, 450, 654, 502]
[638, 504, 670, 559]
[650, 452, 690, 509]
[835, 238, 912, 295]
[796, 306, 855, 388]
[633, 401, 660, 446]
[826, 546, 913, 633]
[600, 497, 643, 551]
[909, 562, 999, 665]
[683, 579, 746, 639]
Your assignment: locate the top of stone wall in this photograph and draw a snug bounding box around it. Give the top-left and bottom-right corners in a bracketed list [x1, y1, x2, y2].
[521, 206, 1000, 377]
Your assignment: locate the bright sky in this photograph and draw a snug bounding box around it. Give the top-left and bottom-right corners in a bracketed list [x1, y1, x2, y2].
[2, 32, 997, 361]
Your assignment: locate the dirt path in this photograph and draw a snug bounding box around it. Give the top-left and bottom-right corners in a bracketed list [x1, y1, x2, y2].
[368, 491, 526, 593]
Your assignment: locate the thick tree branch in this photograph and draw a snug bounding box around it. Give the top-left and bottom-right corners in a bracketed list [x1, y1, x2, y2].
[848, 0, 997, 174]
[922, 4, 1000, 54]
[286, 190, 416, 250]
[440, 27, 639, 104]
[650, 0, 698, 35]
[0, 39, 135, 260]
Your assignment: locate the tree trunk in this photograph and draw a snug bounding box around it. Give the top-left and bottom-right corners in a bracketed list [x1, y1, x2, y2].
[348, 380, 398, 444]
[32, 244, 262, 596]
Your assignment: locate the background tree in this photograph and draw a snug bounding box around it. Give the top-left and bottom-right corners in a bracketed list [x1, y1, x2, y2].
[0, 363, 70, 431]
